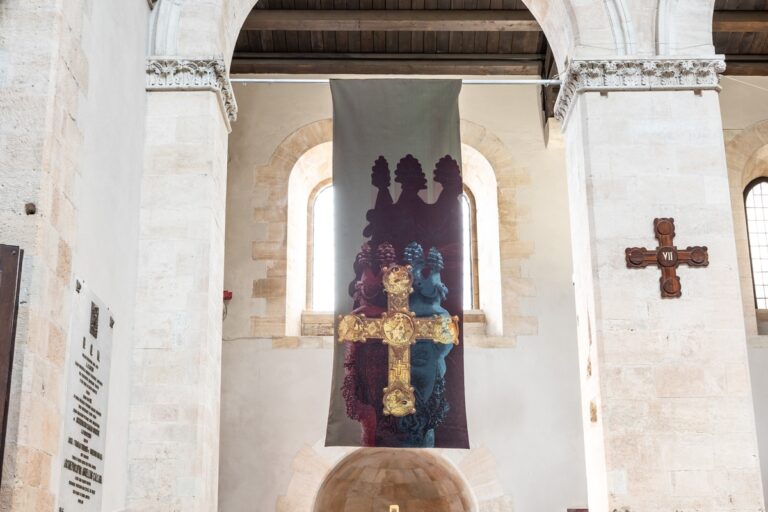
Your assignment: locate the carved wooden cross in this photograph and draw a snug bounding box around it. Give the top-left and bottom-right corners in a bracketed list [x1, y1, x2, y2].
[337, 265, 459, 417]
[625, 218, 709, 298]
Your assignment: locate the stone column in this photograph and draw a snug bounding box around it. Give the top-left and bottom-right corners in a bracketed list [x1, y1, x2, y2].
[559, 59, 766, 510]
[126, 58, 236, 511]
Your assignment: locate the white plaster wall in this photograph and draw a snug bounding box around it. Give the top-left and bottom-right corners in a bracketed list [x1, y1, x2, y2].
[720, 77, 768, 133]
[720, 76, 768, 505]
[74, 2, 147, 508]
[224, 84, 333, 340]
[749, 346, 768, 505]
[221, 82, 588, 511]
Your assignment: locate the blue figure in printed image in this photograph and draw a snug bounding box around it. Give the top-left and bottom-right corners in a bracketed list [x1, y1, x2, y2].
[399, 242, 453, 447]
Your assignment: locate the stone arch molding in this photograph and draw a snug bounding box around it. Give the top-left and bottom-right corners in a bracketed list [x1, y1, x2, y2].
[146, 0, 719, 71]
[145, 1, 723, 128]
[260, 118, 533, 344]
[726, 119, 768, 345]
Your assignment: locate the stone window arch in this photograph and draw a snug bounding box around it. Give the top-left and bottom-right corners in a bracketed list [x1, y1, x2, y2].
[261, 118, 530, 344]
[289, 141, 504, 337]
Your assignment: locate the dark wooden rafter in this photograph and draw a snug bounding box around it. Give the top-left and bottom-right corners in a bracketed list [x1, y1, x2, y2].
[241, 10, 768, 34]
[242, 9, 540, 32]
[713, 11, 768, 33]
[723, 55, 768, 75]
[233, 4, 768, 89]
[231, 55, 542, 74]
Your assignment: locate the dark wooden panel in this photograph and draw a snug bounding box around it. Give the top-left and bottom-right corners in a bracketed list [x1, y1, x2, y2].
[0, 245, 23, 485]
[242, 9, 540, 32]
[714, 11, 768, 31]
[231, 56, 541, 74]
[724, 56, 768, 74]
[750, 31, 768, 52]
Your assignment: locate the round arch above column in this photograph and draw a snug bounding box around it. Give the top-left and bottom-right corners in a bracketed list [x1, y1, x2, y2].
[144, 0, 711, 73]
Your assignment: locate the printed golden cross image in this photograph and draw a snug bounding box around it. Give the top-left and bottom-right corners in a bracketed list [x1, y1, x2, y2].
[337, 265, 460, 417]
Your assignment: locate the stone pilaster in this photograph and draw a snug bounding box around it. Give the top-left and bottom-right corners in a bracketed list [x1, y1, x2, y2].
[562, 58, 764, 510]
[125, 60, 232, 510]
[146, 57, 238, 131]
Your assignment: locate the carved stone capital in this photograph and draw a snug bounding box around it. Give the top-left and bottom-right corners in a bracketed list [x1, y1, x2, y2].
[146, 57, 238, 130]
[554, 58, 726, 124]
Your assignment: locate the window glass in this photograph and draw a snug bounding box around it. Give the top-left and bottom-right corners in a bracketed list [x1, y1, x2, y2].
[311, 186, 335, 311]
[746, 180, 768, 308]
[311, 186, 475, 310]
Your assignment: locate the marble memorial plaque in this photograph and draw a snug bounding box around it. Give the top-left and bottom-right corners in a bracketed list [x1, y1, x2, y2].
[56, 281, 113, 512]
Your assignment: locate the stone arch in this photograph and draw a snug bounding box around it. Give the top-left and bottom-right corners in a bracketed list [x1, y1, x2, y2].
[247, 119, 332, 338]
[265, 118, 532, 343]
[460, 119, 536, 343]
[656, 0, 717, 56]
[276, 442, 513, 511]
[313, 449, 476, 512]
[146, 0, 648, 73]
[725, 119, 768, 342]
[285, 140, 333, 335]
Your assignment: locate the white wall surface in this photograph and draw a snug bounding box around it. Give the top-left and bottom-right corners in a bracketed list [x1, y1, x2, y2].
[74, 2, 147, 508]
[221, 81, 588, 511]
[722, 76, 768, 505]
[720, 76, 768, 132]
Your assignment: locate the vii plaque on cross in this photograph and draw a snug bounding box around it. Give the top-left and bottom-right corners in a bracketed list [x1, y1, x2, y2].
[56, 281, 113, 512]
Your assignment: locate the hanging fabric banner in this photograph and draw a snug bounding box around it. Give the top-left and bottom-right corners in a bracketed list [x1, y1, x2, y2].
[325, 79, 469, 448]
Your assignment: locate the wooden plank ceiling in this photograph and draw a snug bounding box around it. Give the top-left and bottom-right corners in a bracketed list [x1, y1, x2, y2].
[233, 0, 768, 77]
[232, 0, 549, 77]
[715, 0, 768, 75]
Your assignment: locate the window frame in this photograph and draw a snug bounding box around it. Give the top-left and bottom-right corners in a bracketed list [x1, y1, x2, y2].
[306, 178, 333, 311]
[744, 177, 768, 310]
[462, 186, 480, 310]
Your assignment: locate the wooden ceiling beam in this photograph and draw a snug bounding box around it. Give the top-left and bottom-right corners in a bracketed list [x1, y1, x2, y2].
[713, 11, 768, 33]
[241, 9, 768, 33]
[723, 55, 768, 75]
[230, 54, 768, 77]
[242, 10, 540, 32]
[230, 57, 542, 75]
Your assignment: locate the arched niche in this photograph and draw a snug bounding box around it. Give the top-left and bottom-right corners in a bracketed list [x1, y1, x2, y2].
[313, 448, 477, 512]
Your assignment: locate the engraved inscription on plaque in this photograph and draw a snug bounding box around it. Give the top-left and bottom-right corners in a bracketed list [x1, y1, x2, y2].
[57, 282, 113, 512]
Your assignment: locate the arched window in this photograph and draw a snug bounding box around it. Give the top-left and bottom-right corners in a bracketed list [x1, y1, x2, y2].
[310, 185, 335, 311]
[309, 185, 478, 311]
[462, 190, 478, 310]
[745, 178, 768, 309]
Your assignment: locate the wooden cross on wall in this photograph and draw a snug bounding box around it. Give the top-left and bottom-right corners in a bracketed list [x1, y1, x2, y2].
[625, 218, 709, 298]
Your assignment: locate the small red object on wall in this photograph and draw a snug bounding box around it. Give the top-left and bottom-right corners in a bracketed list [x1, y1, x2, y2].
[223, 290, 233, 301]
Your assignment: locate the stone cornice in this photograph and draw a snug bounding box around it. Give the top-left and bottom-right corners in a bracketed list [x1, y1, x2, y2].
[146, 57, 238, 130]
[554, 57, 727, 124]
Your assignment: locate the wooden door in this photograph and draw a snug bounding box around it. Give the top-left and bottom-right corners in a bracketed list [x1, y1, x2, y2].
[0, 245, 23, 484]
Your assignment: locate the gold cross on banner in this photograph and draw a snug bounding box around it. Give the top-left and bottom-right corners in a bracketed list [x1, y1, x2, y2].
[337, 265, 460, 417]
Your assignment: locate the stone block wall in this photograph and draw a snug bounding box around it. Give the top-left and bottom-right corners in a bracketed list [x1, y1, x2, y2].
[0, 1, 89, 509]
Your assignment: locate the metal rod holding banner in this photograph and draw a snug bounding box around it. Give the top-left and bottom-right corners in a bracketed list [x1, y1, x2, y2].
[231, 77, 562, 86]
